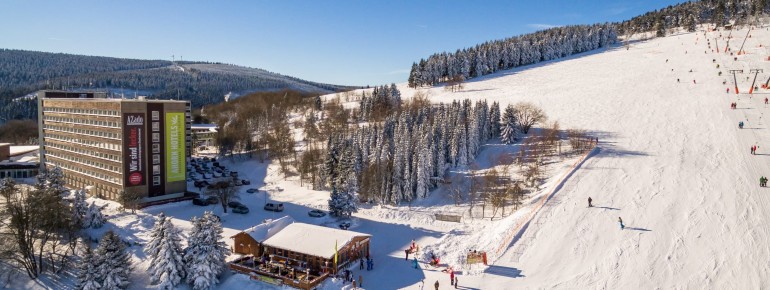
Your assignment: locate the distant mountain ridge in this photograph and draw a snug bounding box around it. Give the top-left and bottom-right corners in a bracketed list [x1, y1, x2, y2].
[0, 49, 353, 121]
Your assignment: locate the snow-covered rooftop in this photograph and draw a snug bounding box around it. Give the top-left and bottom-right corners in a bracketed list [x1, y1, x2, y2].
[262, 223, 370, 258]
[233, 215, 295, 242]
[10, 146, 38, 156]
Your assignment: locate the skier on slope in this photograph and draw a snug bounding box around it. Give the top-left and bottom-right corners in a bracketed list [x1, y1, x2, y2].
[588, 197, 593, 207]
[618, 217, 625, 230]
[765, 97, 768, 105]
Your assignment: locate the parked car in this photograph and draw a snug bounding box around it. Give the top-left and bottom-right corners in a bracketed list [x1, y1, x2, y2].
[338, 221, 351, 230]
[203, 173, 212, 179]
[263, 203, 284, 212]
[241, 179, 250, 185]
[308, 210, 327, 217]
[246, 188, 259, 194]
[205, 196, 219, 205]
[232, 205, 249, 214]
[192, 198, 209, 206]
[228, 201, 245, 208]
[234, 179, 243, 186]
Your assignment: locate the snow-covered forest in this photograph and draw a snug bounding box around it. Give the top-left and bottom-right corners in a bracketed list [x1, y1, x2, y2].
[0, 49, 350, 122]
[407, 23, 618, 87]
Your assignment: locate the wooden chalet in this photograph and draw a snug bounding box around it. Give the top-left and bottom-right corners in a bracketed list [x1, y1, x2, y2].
[230, 216, 295, 257]
[229, 222, 371, 289]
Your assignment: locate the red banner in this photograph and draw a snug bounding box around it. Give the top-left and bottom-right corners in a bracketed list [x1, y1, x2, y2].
[123, 113, 146, 187]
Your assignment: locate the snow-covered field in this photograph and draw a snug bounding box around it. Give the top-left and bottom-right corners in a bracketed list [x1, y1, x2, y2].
[9, 24, 770, 290]
[324, 25, 770, 289]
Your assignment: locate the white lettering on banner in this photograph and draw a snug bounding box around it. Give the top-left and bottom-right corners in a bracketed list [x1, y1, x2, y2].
[126, 115, 144, 126]
[169, 115, 179, 174]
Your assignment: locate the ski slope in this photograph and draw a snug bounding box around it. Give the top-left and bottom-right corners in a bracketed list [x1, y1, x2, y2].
[364, 26, 770, 289]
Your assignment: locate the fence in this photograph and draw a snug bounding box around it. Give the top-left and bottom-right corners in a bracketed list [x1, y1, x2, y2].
[434, 213, 462, 223]
[494, 143, 598, 258]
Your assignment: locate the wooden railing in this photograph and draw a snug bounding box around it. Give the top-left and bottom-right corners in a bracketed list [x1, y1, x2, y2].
[229, 256, 330, 290]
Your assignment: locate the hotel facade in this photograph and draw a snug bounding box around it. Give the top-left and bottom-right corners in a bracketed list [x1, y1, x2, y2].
[37, 90, 191, 202]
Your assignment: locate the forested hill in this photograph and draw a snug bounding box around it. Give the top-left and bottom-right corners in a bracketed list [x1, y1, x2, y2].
[0, 49, 352, 121]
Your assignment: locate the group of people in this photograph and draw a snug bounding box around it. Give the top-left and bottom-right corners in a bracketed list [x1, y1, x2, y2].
[751, 145, 759, 155]
[340, 269, 362, 289]
[730, 102, 738, 109]
[760, 176, 768, 187]
[359, 256, 374, 271]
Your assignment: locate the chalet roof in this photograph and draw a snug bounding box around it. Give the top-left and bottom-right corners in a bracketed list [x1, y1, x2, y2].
[262, 223, 370, 258]
[233, 216, 295, 243]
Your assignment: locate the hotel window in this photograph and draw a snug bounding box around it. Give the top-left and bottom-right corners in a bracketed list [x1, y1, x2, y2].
[153, 154, 160, 165]
[152, 111, 159, 121]
[152, 143, 160, 153]
[152, 133, 160, 143]
[153, 165, 160, 175]
[153, 176, 161, 186]
[152, 122, 159, 132]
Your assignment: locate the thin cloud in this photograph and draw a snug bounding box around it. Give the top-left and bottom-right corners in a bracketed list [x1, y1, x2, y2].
[527, 23, 559, 30]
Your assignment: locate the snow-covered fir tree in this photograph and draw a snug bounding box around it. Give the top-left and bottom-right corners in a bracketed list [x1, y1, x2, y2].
[328, 186, 358, 217]
[95, 230, 132, 290]
[75, 245, 101, 290]
[489, 101, 501, 138]
[145, 213, 186, 290]
[85, 201, 106, 229]
[185, 212, 228, 290]
[71, 188, 89, 229]
[501, 104, 518, 145]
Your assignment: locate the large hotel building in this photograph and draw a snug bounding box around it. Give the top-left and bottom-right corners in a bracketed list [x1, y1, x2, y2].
[37, 90, 191, 203]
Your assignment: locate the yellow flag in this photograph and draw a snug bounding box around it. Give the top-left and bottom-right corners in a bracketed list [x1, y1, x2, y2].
[334, 239, 338, 266]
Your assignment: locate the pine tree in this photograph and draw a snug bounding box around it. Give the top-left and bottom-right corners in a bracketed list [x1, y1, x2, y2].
[489, 101, 501, 138]
[95, 231, 132, 290]
[75, 245, 101, 290]
[185, 212, 228, 290]
[71, 188, 89, 229]
[145, 213, 186, 289]
[501, 104, 518, 145]
[86, 201, 106, 229]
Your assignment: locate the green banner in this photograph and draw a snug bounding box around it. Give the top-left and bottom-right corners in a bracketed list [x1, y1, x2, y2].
[165, 112, 185, 182]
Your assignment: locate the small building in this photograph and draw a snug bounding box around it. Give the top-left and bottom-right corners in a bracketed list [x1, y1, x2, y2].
[231, 216, 295, 257]
[191, 123, 218, 147]
[229, 222, 371, 289]
[0, 144, 39, 180]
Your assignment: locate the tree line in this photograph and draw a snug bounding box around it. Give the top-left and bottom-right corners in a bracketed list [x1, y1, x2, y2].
[408, 24, 618, 88]
[0, 49, 351, 122]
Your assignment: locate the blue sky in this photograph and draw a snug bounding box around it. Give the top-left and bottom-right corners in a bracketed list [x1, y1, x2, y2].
[0, 0, 685, 86]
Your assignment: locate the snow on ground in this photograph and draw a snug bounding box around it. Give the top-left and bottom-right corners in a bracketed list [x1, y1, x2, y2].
[320, 24, 770, 289]
[12, 24, 770, 290]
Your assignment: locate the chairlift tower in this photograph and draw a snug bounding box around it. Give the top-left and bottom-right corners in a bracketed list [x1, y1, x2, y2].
[749, 69, 763, 94]
[730, 69, 744, 94]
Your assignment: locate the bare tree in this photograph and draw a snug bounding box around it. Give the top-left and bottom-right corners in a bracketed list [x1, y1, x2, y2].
[444, 74, 466, 92]
[513, 102, 548, 134]
[119, 190, 144, 214]
[0, 178, 76, 278]
[206, 179, 237, 213]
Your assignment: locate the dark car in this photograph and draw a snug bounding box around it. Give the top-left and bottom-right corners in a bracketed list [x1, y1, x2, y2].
[338, 221, 351, 230]
[192, 198, 209, 206]
[232, 205, 249, 214]
[264, 203, 284, 212]
[205, 196, 219, 205]
[228, 201, 245, 208]
[241, 179, 251, 185]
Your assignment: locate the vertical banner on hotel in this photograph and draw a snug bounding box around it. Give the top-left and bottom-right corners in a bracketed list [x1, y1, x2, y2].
[123, 113, 146, 187]
[147, 104, 165, 197]
[165, 112, 185, 182]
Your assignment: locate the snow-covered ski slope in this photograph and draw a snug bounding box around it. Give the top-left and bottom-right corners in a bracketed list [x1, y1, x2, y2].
[345, 26, 770, 289]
